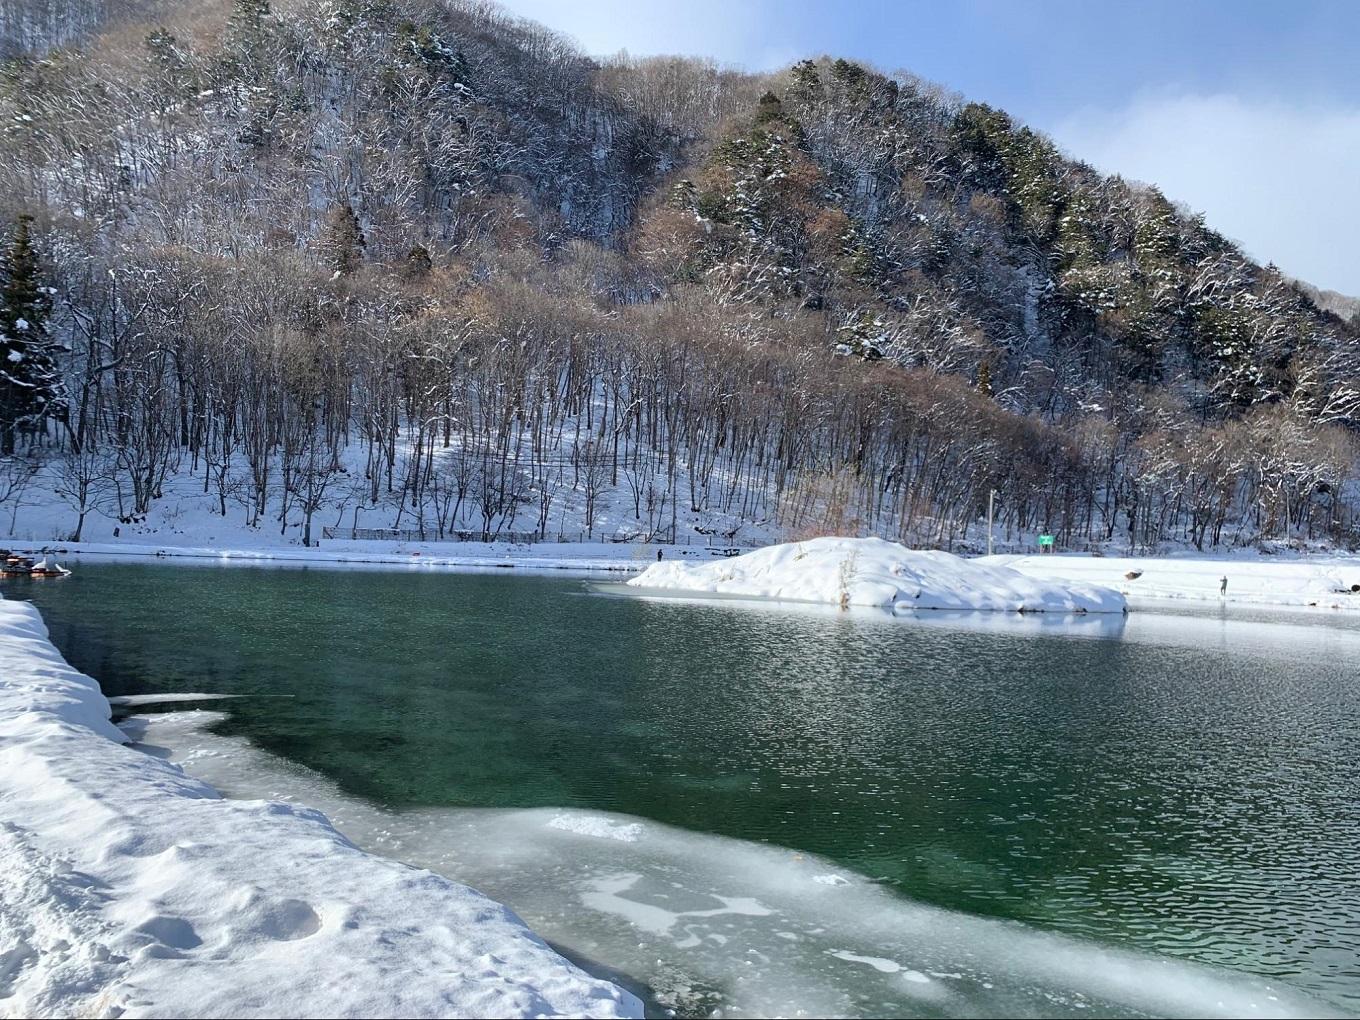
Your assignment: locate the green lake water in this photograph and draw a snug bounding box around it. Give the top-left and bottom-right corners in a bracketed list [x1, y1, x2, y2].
[10, 561, 1360, 1017]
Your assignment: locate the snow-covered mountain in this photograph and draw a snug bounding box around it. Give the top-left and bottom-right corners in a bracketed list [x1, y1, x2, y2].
[1, 0, 1357, 553]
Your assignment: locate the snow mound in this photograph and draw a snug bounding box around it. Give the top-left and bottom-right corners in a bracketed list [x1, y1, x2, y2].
[0, 596, 639, 1019]
[629, 537, 1126, 613]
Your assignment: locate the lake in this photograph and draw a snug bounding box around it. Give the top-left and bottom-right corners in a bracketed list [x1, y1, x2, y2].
[11, 561, 1360, 1017]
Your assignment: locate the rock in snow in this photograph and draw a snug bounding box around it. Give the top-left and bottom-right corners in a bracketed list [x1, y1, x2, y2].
[629, 537, 1126, 613]
[0, 596, 640, 1019]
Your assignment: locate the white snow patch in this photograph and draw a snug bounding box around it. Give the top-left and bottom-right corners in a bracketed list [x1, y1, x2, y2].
[580, 873, 775, 937]
[987, 553, 1360, 611]
[0, 596, 639, 1018]
[629, 537, 1127, 613]
[830, 949, 909, 974]
[548, 813, 644, 842]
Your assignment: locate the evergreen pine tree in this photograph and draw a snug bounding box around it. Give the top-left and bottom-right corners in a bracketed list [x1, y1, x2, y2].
[786, 60, 823, 104]
[404, 244, 432, 278]
[228, 0, 272, 66]
[976, 359, 993, 397]
[0, 216, 63, 455]
[755, 91, 783, 124]
[145, 28, 178, 67]
[231, 0, 271, 34]
[321, 203, 366, 276]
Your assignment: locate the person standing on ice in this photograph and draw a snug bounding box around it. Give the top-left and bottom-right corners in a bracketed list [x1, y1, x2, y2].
[1219, 575, 1228, 596]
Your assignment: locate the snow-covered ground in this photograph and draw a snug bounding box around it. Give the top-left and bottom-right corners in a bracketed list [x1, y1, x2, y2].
[8, 530, 1359, 616]
[626, 537, 1128, 613]
[0, 450, 743, 573]
[6, 439, 1360, 599]
[0, 537, 664, 573]
[990, 553, 1360, 612]
[0, 595, 641, 1019]
[0, 438, 780, 554]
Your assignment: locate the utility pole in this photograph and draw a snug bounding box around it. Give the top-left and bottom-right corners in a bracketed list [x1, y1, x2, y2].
[987, 489, 996, 557]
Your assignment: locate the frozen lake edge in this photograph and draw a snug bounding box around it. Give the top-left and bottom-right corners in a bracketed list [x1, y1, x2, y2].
[0, 594, 641, 1019]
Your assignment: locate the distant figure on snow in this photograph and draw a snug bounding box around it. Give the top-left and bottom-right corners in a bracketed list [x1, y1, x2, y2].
[657, 548, 664, 561]
[1220, 575, 1228, 596]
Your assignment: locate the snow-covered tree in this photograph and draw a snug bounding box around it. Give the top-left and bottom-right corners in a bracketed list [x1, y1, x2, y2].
[0, 215, 64, 455]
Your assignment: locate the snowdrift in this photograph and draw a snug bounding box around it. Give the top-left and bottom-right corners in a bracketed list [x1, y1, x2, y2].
[628, 537, 1127, 613]
[0, 596, 639, 1019]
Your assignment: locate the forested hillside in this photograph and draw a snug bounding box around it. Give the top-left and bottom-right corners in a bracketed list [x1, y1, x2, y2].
[2, 0, 1358, 551]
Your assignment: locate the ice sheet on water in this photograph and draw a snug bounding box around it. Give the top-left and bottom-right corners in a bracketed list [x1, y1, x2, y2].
[129, 710, 1341, 1020]
[548, 813, 644, 842]
[107, 692, 245, 707]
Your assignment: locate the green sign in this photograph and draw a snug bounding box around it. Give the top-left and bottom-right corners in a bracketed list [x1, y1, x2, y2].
[1037, 535, 1055, 547]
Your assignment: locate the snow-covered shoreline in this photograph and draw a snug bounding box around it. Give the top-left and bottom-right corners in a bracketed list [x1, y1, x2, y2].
[0, 594, 640, 1019]
[14, 531, 1360, 617]
[627, 537, 1128, 613]
[0, 536, 659, 574]
[990, 553, 1360, 612]
[121, 709, 1344, 1020]
[9, 532, 1360, 614]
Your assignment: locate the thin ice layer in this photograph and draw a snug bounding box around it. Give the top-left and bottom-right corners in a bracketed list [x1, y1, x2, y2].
[131, 710, 1341, 1020]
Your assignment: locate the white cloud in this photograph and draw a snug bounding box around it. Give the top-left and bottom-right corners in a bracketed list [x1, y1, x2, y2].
[1050, 93, 1360, 295]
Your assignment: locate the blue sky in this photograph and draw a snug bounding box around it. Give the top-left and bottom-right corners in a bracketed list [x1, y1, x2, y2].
[502, 0, 1360, 295]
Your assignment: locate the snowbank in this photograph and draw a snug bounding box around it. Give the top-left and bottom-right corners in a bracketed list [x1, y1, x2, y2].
[627, 537, 1126, 613]
[988, 553, 1360, 611]
[0, 596, 640, 1019]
